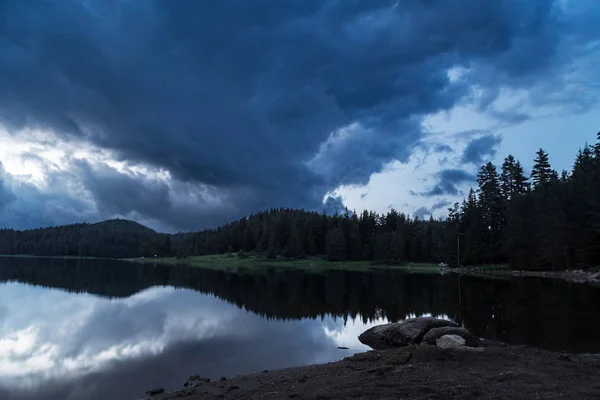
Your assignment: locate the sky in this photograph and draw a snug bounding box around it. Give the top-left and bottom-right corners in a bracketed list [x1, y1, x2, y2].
[0, 0, 599, 232]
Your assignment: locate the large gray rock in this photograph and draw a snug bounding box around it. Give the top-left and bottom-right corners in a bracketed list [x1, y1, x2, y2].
[423, 326, 479, 347]
[359, 317, 458, 350]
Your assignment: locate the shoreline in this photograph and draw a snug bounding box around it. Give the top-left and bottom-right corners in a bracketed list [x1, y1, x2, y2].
[3, 254, 600, 284]
[121, 254, 444, 273]
[444, 267, 600, 285]
[145, 342, 600, 399]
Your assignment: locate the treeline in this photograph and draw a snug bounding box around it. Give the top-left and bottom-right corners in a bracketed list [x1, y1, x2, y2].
[0, 133, 598, 270]
[179, 132, 600, 270]
[0, 219, 172, 259]
[179, 208, 446, 265]
[448, 133, 600, 270]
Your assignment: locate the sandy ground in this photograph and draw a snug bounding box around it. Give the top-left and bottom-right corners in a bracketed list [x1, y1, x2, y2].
[146, 342, 600, 399]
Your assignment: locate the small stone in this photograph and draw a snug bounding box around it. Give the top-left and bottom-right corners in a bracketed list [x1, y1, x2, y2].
[423, 326, 479, 347]
[188, 375, 210, 383]
[366, 366, 394, 376]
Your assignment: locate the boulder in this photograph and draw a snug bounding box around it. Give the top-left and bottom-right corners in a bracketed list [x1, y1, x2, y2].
[145, 388, 165, 396]
[423, 326, 479, 347]
[436, 334, 466, 349]
[183, 375, 210, 387]
[359, 318, 458, 350]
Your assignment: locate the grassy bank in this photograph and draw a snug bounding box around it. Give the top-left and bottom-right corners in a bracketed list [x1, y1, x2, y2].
[0, 253, 508, 274]
[124, 254, 444, 273]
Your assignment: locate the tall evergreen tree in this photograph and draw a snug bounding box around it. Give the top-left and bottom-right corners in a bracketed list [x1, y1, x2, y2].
[500, 155, 529, 200]
[461, 189, 485, 265]
[282, 226, 304, 259]
[531, 148, 553, 188]
[477, 162, 505, 263]
[326, 228, 346, 261]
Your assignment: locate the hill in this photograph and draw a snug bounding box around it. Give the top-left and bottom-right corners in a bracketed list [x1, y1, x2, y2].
[0, 218, 168, 259]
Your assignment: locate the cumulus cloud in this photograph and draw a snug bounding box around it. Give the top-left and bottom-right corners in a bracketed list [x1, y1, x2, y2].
[418, 168, 477, 197]
[461, 134, 503, 166]
[0, 0, 599, 229]
[323, 195, 348, 216]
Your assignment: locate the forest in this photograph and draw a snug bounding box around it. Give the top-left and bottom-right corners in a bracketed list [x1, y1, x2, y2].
[0, 133, 599, 271]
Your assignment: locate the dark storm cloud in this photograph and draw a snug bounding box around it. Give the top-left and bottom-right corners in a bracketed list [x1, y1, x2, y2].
[432, 199, 452, 212]
[413, 198, 452, 220]
[72, 160, 260, 231]
[0, 162, 94, 229]
[420, 169, 476, 197]
[434, 144, 454, 153]
[0, 0, 599, 229]
[413, 207, 430, 220]
[0, 165, 17, 209]
[73, 160, 171, 218]
[461, 134, 503, 166]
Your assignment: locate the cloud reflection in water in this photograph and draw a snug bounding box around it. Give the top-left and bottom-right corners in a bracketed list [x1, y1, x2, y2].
[0, 283, 382, 400]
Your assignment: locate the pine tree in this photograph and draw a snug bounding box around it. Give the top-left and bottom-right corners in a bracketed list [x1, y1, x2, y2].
[461, 189, 485, 265]
[162, 235, 172, 257]
[389, 231, 405, 264]
[373, 233, 391, 264]
[504, 193, 535, 269]
[531, 148, 553, 188]
[347, 225, 363, 260]
[477, 162, 505, 263]
[326, 228, 346, 261]
[282, 226, 304, 259]
[501, 155, 529, 200]
[444, 202, 461, 266]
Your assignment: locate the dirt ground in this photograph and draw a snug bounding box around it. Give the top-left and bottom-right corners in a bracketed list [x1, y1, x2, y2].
[148, 342, 600, 399]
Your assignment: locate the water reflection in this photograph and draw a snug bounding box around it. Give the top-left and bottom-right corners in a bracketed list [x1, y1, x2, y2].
[0, 282, 383, 400]
[0, 257, 599, 399]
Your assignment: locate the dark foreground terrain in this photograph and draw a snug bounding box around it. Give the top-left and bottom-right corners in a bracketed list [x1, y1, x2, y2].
[147, 343, 600, 399]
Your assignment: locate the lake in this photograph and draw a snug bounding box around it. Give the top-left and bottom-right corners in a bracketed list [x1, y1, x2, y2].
[0, 257, 599, 400]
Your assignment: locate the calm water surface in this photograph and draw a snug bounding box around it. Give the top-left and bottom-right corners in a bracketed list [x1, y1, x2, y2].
[0, 257, 599, 400]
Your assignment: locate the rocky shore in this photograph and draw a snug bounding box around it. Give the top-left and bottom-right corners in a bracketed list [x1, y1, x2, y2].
[143, 318, 600, 399]
[443, 266, 600, 285]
